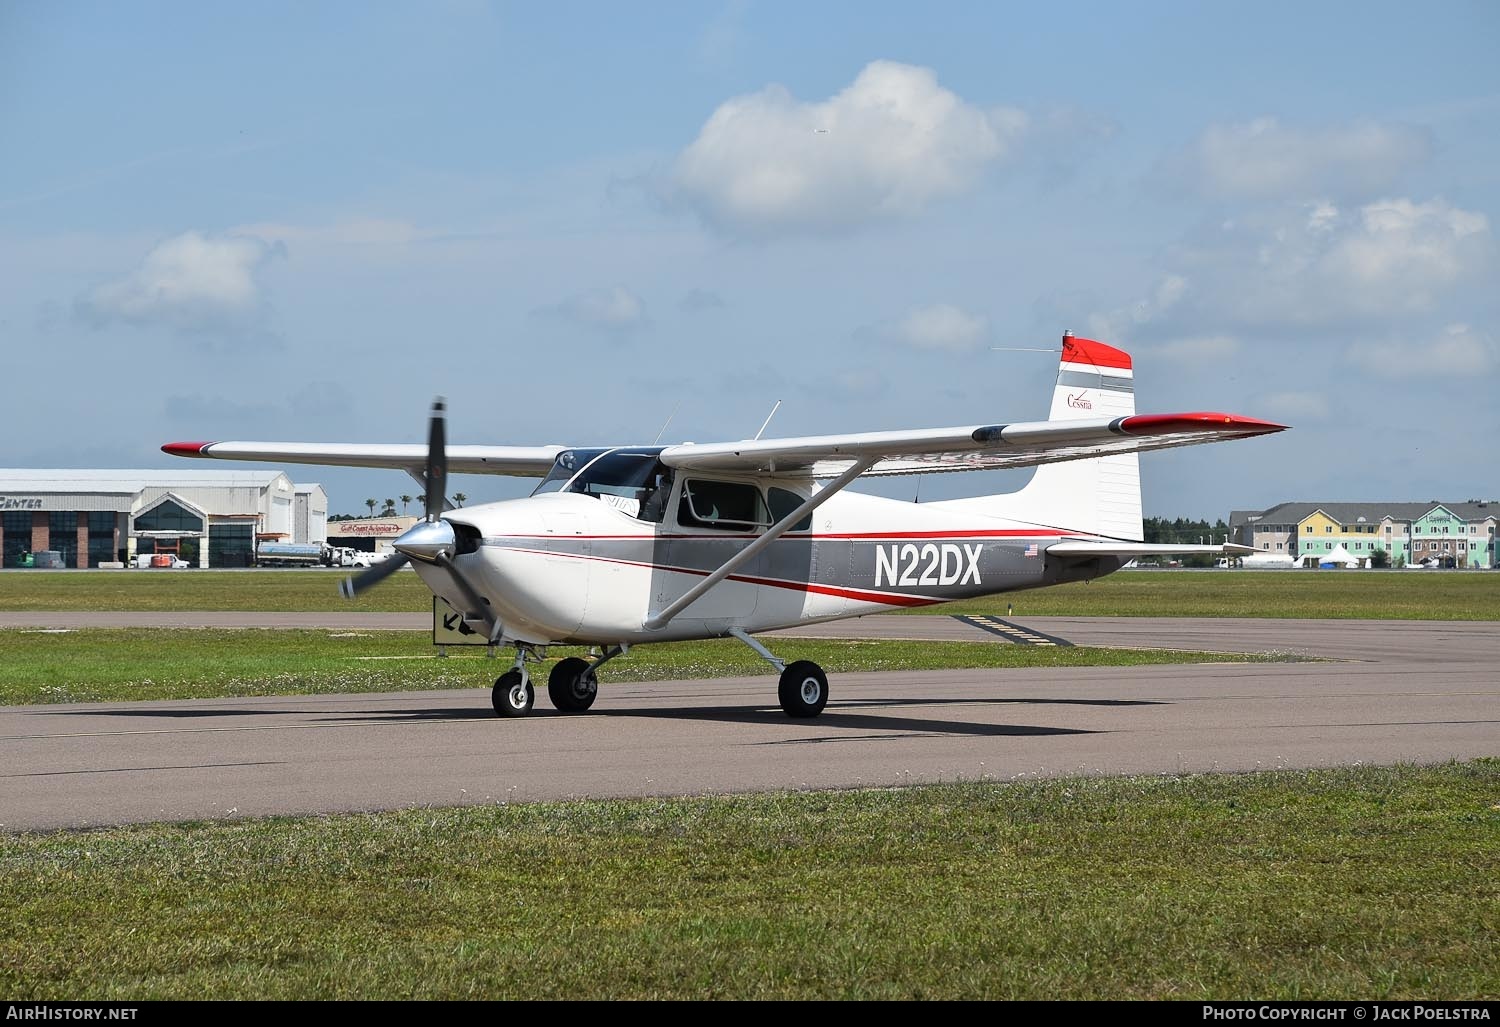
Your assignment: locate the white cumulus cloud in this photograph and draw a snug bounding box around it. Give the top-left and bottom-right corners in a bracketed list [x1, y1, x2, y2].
[1256, 390, 1331, 422]
[1115, 196, 1491, 331]
[1346, 323, 1497, 380]
[1085, 274, 1188, 344]
[1145, 335, 1241, 363]
[1318, 198, 1489, 307]
[77, 231, 281, 333]
[233, 218, 424, 248]
[536, 285, 648, 331]
[671, 60, 1025, 237]
[886, 303, 990, 353]
[1161, 116, 1431, 200]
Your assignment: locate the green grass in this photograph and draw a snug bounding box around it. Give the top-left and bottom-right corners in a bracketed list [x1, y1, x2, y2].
[2, 762, 1496, 999]
[3, 568, 1497, 618]
[0, 568, 427, 612]
[0, 628, 1281, 705]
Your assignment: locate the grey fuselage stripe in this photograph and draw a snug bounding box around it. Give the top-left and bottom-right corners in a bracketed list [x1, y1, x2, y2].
[479, 533, 1114, 603]
[1056, 370, 1134, 392]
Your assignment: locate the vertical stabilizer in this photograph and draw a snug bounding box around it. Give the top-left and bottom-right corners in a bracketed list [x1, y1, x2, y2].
[926, 332, 1144, 540]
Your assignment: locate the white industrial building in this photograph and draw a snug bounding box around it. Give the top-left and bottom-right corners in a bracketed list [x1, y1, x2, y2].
[0, 470, 327, 568]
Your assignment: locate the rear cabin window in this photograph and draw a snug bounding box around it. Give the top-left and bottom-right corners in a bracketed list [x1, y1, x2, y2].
[768, 487, 813, 533]
[678, 480, 770, 531]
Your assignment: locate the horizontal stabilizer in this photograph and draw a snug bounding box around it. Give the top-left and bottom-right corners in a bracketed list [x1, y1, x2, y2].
[1046, 541, 1254, 558]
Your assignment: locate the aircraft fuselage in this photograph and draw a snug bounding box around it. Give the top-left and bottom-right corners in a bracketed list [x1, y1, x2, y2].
[415, 489, 1119, 646]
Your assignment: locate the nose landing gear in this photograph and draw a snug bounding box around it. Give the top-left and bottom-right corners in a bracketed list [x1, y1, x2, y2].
[492, 669, 534, 717]
[492, 646, 537, 717]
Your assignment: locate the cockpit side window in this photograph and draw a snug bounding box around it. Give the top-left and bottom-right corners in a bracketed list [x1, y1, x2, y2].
[638, 466, 674, 523]
[678, 479, 771, 531]
[768, 487, 813, 533]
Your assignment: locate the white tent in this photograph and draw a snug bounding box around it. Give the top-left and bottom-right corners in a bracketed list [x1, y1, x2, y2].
[1318, 544, 1364, 568]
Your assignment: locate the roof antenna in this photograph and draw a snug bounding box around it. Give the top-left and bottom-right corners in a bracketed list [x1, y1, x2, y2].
[753, 399, 782, 441]
[652, 401, 682, 445]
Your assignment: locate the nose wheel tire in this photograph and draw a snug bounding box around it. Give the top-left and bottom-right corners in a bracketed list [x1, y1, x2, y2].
[547, 657, 599, 713]
[493, 670, 534, 718]
[778, 660, 828, 718]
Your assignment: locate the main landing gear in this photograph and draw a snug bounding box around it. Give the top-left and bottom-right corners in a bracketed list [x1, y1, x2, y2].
[730, 628, 829, 718]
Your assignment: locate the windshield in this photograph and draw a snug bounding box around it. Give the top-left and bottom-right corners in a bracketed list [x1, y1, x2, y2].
[564, 451, 663, 518]
[531, 448, 609, 496]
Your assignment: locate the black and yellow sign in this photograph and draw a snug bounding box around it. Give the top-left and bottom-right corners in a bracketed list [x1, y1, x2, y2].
[432, 597, 489, 646]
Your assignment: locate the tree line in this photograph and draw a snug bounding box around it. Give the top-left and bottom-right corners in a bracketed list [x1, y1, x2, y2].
[1142, 516, 1231, 568]
[329, 493, 467, 521]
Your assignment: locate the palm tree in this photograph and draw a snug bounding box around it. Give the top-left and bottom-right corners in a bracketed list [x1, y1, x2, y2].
[452, 492, 467, 507]
[399, 494, 413, 515]
[381, 499, 397, 516]
[416, 493, 427, 511]
[364, 498, 377, 516]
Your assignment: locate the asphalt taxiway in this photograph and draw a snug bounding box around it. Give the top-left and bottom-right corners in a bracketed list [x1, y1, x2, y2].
[2, 615, 1495, 831]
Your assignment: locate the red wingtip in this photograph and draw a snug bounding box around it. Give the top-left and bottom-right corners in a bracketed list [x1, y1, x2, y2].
[1118, 413, 1289, 435]
[1061, 335, 1132, 371]
[162, 441, 214, 457]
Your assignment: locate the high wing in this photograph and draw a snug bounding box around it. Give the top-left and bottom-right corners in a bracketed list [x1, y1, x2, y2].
[657, 412, 1286, 479]
[163, 411, 1285, 480]
[162, 441, 563, 477]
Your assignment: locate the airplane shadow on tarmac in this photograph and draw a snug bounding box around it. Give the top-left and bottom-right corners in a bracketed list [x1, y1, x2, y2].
[45, 696, 1168, 737]
[325, 704, 1107, 738]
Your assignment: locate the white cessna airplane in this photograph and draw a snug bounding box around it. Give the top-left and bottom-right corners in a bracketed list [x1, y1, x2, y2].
[165, 333, 1283, 719]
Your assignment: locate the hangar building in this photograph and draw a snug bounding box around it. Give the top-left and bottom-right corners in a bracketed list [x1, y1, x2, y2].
[0, 470, 327, 568]
[327, 515, 419, 554]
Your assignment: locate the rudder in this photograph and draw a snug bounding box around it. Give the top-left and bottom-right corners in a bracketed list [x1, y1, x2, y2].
[927, 332, 1144, 540]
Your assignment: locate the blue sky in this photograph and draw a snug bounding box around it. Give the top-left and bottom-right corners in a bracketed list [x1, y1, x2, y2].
[2, 1, 1496, 518]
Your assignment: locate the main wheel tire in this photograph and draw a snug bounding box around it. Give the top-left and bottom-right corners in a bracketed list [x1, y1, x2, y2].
[547, 657, 598, 713]
[493, 670, 534, 718]
[778, 660, 828, 718]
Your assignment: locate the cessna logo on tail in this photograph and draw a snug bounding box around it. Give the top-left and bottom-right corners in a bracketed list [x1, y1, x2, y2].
[1066, 392, 1093, 410]
[875, 543, 983, 587]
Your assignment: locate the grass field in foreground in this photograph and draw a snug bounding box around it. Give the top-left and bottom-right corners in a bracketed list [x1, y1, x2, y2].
[3, 762, 1496, 1000]
[0, 629, 1282, 705]
[2, 568, 1497, 618]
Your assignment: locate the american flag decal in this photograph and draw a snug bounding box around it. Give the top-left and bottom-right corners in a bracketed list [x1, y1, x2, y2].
[1024, 543, 1038, 558]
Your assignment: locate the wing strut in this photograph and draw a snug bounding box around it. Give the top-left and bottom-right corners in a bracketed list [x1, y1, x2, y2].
[642, 457, 877, 631]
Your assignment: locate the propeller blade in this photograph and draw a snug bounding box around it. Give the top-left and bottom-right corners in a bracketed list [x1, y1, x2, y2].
[339, 552, 410, 599]
[425, 398, 447, 521]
